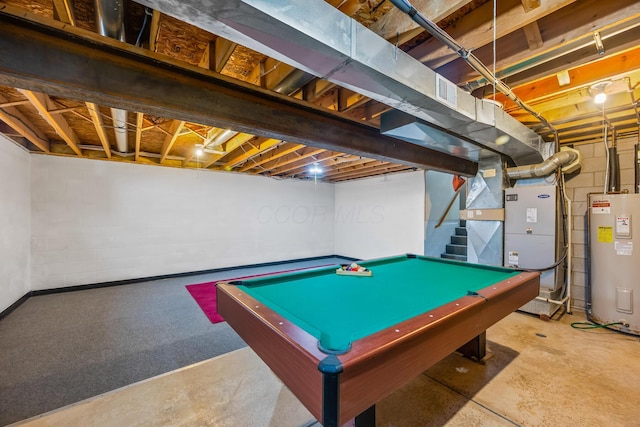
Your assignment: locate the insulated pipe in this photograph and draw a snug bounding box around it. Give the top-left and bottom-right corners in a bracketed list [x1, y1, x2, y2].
[95, 0, 128, 153]
[273, 70, 315, 96]
[505, 150, 579, 180]
[206, 129, 237, 148]
[110, 107, 128, 153]
[389, 0, 557, 137]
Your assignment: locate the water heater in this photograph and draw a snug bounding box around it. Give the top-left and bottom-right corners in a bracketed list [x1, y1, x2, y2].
[588, 193, 640, 335]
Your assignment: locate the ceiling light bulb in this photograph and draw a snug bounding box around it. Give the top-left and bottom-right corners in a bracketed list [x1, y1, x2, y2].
[309, 163, 323, 174]
[590, 81, 611, 104]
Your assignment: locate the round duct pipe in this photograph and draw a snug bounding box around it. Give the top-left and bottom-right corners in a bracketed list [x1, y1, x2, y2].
[505, 147, 582, 180]
[95, 0, 128, 153]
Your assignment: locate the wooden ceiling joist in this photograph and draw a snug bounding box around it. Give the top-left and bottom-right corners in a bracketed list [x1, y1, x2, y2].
[523, 21, 544, 50]
[333, 165, 414, 182]
[0, 8, 476, 176]
[460, 0, 640, 89]
[328, 160, 394, 180]
[237, 142, 305, 173]
[0, 93, 50, 152]
[160, 120, 185, 163]
[51, 0, 75, 25]
[19, 89, 82, 156]
[493, 45, 640, 109]
[259, 147, 326, 175]
[282, 153, 359, 178]
[3, 1, 638, 181]
[85, 102, 112, 158]
[221, 137, 281, 169]
[200, 133, 256, 168]
[275, 151, 343, 177]
[135, 112, 143, 162]
[199, 37, 238, 73]
[369, 0, 473, 45]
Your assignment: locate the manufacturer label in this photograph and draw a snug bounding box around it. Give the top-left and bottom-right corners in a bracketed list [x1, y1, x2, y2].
[592, 200, 611, 214]
[482, 168, 496, 178]
[526, 208, 537, 223]
[508, 251, 519, 265]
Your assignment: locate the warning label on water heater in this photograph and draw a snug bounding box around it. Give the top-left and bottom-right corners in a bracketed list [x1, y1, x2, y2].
[591, 200, 611, 214]
[598, 226, 613, 243]
[615, 241, 633, 256]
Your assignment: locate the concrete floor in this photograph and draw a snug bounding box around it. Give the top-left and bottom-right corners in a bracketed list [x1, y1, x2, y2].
[11, 311, 640, 427]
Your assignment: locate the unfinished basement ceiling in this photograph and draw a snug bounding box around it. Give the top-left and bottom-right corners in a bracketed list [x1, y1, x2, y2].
[1, 0, 639, 182]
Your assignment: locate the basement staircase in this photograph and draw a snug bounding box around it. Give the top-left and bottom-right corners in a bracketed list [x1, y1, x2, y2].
[440, 219, 467, 261]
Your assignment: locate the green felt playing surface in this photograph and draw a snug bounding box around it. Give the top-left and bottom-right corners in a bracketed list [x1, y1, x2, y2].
[235, 255, 519, 352]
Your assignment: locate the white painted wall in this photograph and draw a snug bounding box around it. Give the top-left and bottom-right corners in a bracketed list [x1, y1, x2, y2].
[0, 136, 31, 312]
[334, 171, 424, 259]
[30, 156, 335, 290]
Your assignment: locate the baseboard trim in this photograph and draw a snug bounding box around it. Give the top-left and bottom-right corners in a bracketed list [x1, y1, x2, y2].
[1, 255, 359, 319]
[0, 292, 32, 321]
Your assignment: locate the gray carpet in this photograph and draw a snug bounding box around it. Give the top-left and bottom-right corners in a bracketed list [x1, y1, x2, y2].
[0, 257, 350, 426]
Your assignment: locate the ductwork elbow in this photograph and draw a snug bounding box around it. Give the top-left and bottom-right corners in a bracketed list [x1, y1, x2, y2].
[506, 147, 582, 180]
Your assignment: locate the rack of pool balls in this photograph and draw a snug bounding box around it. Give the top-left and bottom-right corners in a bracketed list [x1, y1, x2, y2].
[336, 263, 372, 276]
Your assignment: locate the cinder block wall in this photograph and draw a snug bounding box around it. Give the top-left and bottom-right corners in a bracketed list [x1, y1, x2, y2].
[562, 137, 637, 310]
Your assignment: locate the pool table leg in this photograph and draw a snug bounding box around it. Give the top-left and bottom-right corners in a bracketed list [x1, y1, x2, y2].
[456, 331, 487, 362]
[353, 405, 375, 426]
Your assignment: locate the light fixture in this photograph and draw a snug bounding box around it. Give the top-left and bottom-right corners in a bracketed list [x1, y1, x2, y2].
[309, 163, 323, 175]
[594, 91, 607, 104]
[195, 142, 225, 155]
[590, 81, 612, 105]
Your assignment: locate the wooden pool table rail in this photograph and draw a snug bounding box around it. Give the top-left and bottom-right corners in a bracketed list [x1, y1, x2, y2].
[217, 268, 539, 426]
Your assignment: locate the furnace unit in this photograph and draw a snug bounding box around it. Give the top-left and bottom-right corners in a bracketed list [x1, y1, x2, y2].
[504, 185, 565, 318]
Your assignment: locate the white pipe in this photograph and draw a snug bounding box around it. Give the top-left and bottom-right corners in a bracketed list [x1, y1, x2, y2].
[535, 295, 570, 305]
[564, 174, 572, 314]
[208, 129, 237, 147]
[110, 107, 128, 152]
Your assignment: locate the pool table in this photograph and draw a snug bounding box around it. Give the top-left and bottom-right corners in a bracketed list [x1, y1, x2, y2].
[216, 254, 539, 427]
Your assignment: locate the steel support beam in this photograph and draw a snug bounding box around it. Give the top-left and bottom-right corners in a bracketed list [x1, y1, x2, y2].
[0, 7, 477, 176]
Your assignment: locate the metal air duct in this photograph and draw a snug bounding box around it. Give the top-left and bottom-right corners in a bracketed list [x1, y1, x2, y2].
[95, 0, 128, 153]
[505, 147, 581, 180]
[135, 0, 544, 166]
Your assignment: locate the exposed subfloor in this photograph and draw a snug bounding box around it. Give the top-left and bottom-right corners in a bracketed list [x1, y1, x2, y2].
[10, 311, 640, 427]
